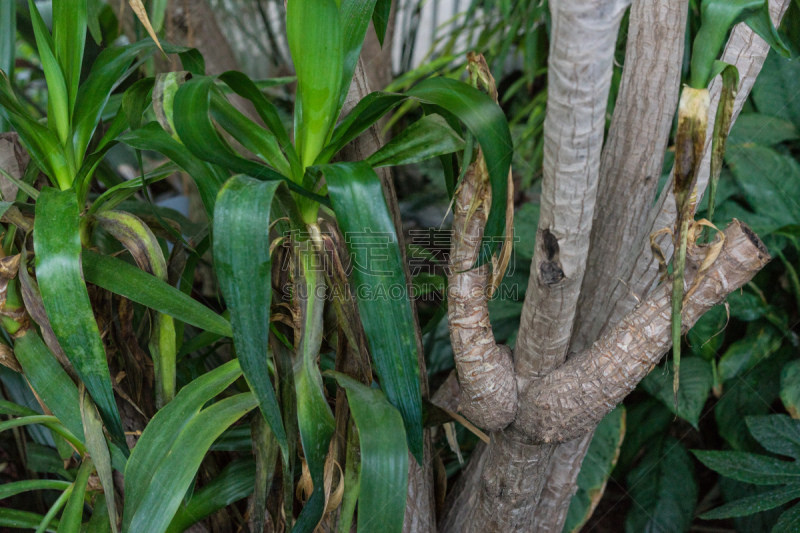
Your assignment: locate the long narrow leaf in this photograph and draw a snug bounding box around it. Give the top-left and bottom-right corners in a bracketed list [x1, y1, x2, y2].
[34, 188, 127, 453]
[56, 458, 93, 533]
[52, 0, 87, 118]
[323, 162, 423, 462]
[366, 114, 465, 168]
[214, 175, 288, 457]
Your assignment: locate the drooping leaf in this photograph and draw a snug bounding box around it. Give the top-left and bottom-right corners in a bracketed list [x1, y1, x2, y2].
[327, 372, 409, 533]
[126, 393, 257, 533]
[214, 175, 288, 457]
[371, 0, 392, 46]
[34, 188, 127, 454]
[366, 114, 465, 168]
[0, 509, 60, 532]
[0, 479, 71, 500]
[81, 250, 231, 337]
[625, 438, 697, 533]
[706, 62, 739, 227]
[323, 161, 423, 462]
[122, 360, 243, 530]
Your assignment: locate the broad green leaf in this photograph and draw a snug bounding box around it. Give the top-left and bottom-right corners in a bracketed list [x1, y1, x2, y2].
[625, 438, 697, 533]
[688, 304, 727, 361]
[13, 330, 84, 442]
[728, 114, 799, 146]
[690, 0, 763, 89]
[718, 324, 782, 383]
[57, 458, 93, 533]
[328, 372, 409, 533]
[746, 415, 800, 459]
[72, 40, 157, 162]
[727, 145, 800, 234]
[287, 0, 344, 168]
[366, 114, 465, 168]
[27, 0, 70, 148]
[293, 242, 336, 533]
[701, 483, 800, 519]
[82, 250, 231, 337]
[122, 360, 244, 531]
[166, 458, 257, 533]
[693, 450, 800, 485]
[120, 122, 226, 219]
[0, 479, 71, 500]
[0, 509, 60, 532]
[52, 0, 87, 118]
[563, 407, 626, 533]
[752, 49, 800, 128]
[641, 357, 713, 428]
[127, 393, 257, 533]
[34, 188, 127, 453]
[323, 162, 423, 462]
[775, 502, 800, 532]
[214, 175, 288, 457]
[781, 359, 800, 419]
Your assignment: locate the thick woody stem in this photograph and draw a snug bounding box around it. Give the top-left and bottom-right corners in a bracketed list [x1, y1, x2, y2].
[447, 153, 517, 431]
[516, 220, 769, 442]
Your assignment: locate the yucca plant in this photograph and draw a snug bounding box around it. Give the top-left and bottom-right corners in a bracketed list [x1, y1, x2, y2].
[0, 0, 511, 531]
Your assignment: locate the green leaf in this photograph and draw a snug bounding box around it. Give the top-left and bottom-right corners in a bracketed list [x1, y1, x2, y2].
[366, 114, 465, 168]
[323, 162, 423, 462]
[81, 390, 117, 533]
[166, 458, 257, 533]
[122, 360, 243, 531]
[81, 250, 231, 337]
[86, 494, 112, 533]
[57, 458, 93, 533]
[563, 407, 626, 533]
[625, 438, 697, 533]
[72, 40, 157, 162]
[27, 0, 70, 148]
[774, 502, 800, 532]
[641, 357, 713, 428]
[0, 479, 72, 500]
[728, 114, 799, 146]
[13, 330, 84, 443]
[119, 122, 226, 219]
[34, 187, 127, 454]
[248, 414, 280, 533]
[0, 509, 59, 532]
[688, 304, 727, 361]
[287, 0, 344, 168]
[213, 175, 288, 457]
[293, 242, 336, 533]
[52, 0, 87, 120]
[701, 483, 800, 519]
[690, 0, 763, 89]
[693, 450, 800, 485]
[0, 0, 14, 132]
[752, 49, 800, 128]
[371, 0, 391, 46]
[126, 393, 257, 533]
[340, 0, 379, 108]
[328, 371, 409, 533]
[747, 415, 800, 460]
[781, 359, 800, 419]
[718, 324, 782, 383]
[407, 77, 512, 260]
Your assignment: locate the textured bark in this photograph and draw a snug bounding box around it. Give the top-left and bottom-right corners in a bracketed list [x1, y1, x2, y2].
[517, 221, 770, 442]
[600, 0, 792, 344]
[531, 2, 689, 527]
[340, 59, 437, 533]
[514, 0, 630, 380]
[529, 2, 793, 530]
